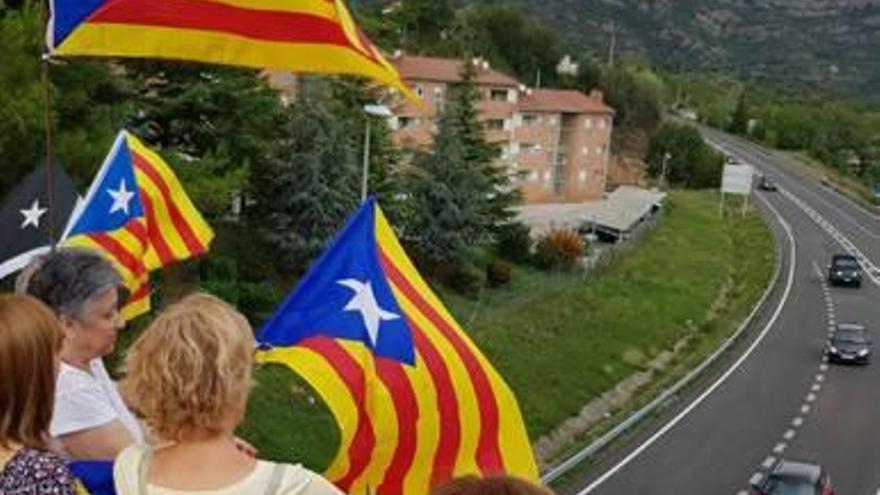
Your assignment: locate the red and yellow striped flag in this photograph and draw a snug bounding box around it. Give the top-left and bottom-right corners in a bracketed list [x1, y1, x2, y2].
[46, 0, 415, 100]
[257, 199, 538, 495]
[62, 131, 213, 319]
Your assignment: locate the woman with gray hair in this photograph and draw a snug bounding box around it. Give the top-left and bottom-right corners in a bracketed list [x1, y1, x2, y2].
[22, 247, 144, 460]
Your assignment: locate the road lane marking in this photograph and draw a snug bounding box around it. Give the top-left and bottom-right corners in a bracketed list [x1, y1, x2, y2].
[807, 393, 817, 402]
[773, 443, 786, 454]
[792, 417, 804, 427]
[749, 473, 764, 486]
[762, 456, 777, 469]
[781, 188, 880, 286]
[573, 191, 797, 495]
[784, 429, 796, 440]
[800, 405, 811, 414]
[812, 383, 822, 391]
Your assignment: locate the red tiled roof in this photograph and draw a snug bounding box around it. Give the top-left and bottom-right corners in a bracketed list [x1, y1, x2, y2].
[518, 89, 615, 114]
[391, 54, 520, 88]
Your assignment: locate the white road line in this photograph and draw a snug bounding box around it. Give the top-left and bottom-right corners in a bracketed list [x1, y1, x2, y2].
[816, 374, 825, 382]
[800, 405, 811, 414]
[792, 417, 804, 427]
[781, 188, 880, 286]
[773, 443, 786, 454]
[762, 456, 777, 469]
[749, 473, 764, 486]
[573, 193, 798, 495]
[812, 383, 822, 391]
[806, 393, 817, 402]
[784, 429, 796, 440]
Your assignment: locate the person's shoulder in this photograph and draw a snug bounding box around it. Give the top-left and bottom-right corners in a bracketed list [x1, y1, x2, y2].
[272, 462, 344, 495]
[6, 448, 75, 485]
[57, 362, 102, 394]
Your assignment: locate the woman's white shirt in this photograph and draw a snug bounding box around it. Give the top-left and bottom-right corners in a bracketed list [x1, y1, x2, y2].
[50, 358, 144, 444]
[114, 445, 344, 495]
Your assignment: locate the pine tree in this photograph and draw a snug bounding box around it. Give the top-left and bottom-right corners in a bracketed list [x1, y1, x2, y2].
[446, 61, 522, 235]
[405, 102, 489, 269]
[729, 91, 750, 135]
[248, 94, 360, 274]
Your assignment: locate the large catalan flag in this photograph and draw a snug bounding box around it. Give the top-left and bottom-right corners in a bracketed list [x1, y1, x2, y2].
[257, 199, 538, 495]
[61, 130, 213, 319]
[45, 0, 415, 101]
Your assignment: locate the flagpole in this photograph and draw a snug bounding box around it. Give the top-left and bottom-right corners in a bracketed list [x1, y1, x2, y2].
[39, 5, 56, 248]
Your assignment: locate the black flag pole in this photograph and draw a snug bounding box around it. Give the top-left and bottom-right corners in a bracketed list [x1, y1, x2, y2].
[40, 0, 56, 247]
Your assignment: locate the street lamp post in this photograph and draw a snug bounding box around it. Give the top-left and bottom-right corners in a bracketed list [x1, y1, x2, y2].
[660, 151, 672, 191]
[362, 103, 393, 202]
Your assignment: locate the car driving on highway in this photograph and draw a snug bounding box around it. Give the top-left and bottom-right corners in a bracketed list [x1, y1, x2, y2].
[750, 459, 834, 495]
[828, 253, 862, 287]
[759, 175, 778, 191]
[826, 323, 872, 365]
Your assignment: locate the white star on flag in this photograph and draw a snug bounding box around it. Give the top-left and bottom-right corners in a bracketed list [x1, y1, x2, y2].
[20, 199, 48, 229]
[338, 279, 400, 347]
[107, 179, 135, 215]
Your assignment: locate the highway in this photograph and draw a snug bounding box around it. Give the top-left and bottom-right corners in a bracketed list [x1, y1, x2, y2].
[559, 128, 880, 495]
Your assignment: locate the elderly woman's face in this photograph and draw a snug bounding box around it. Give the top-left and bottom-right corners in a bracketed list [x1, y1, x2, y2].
[69, 288, 124, 358]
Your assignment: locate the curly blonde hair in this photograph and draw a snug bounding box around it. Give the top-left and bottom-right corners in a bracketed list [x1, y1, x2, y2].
[120, 293, 254, 442]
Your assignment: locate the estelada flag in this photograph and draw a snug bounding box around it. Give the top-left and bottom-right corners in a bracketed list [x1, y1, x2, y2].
[61, 130, 213, 320]
[45, 0, 416, 101]
[257, 199, 538, 495]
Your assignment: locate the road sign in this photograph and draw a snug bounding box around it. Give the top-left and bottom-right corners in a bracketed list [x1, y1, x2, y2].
[721, 164, 755, 195]
[874, 183, 880, 199]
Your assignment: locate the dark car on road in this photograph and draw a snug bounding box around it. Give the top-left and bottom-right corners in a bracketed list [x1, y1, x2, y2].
[750, 459, 834, 495]
[759, 175, 778, 191]
[828, 254, 862, 287]
[826, 323, 871, 364]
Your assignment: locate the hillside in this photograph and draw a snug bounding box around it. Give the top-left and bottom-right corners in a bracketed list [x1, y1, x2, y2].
[452, 0, 880, 100]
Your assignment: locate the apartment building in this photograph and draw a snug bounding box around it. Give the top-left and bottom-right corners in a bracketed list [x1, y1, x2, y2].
[390, 54, 615, 204]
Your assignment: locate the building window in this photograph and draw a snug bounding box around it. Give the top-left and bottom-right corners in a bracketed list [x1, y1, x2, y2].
[578, 170, 587, 182]
[485, 119, 505, 131]
[414, 85, 424, 98]
[521, 143, 542, 154]
[599, 118, 606, 129]
[490, 88, 508, 101]
[596, 146, 603, 155]
[399, 116, 412, 129]
[529, 171, 539, 182]
[523, 114, 538, 126]
[582, 146, 589, 156]
[585, 118, 593, 129]
[433, 86, 443, 99]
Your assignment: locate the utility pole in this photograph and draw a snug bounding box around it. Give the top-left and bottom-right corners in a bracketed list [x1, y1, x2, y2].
[607, 22, 618, 67]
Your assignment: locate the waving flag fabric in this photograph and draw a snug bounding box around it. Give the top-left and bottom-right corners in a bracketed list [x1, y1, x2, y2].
[70, 460, 116, 495]
[62, 130, 213, 319]
[257, 199, 538, 495]
[45, 0, 416, 101]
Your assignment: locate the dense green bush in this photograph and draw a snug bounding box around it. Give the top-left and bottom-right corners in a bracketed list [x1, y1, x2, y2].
[646, 122, 724, 189]
[494, 222, 533, 264]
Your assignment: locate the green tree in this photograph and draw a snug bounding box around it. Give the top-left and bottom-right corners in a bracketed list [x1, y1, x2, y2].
[399, 0, 454, 53]
[123, 62, 285, 218]
[248, 95, 360, 274]
[0, 7, 129, 196]
[728, 91, 750, 135]
[599, 65, 665, 153]
[449, 5, 563, 87]
[449, 61, 521, 234]
[646, 123, 723, 189]
[404, 108, 489, 270]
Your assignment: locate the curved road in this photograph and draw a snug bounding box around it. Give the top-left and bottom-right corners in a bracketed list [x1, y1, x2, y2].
[559, 129, 880, 495]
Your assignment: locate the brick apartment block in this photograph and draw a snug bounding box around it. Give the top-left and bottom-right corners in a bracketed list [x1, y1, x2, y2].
[390, 54, 615, 204]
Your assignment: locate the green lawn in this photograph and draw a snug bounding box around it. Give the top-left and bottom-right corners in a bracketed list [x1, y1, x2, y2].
[238, 190, 774, 470]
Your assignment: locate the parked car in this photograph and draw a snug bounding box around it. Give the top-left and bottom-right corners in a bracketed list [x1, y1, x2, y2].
[759, 175, 778, 191]
[828, 253, 862, 287]
[826, 323, 871, 364]
[750, 459, 834, 495]
[726, 155, 743, 165]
